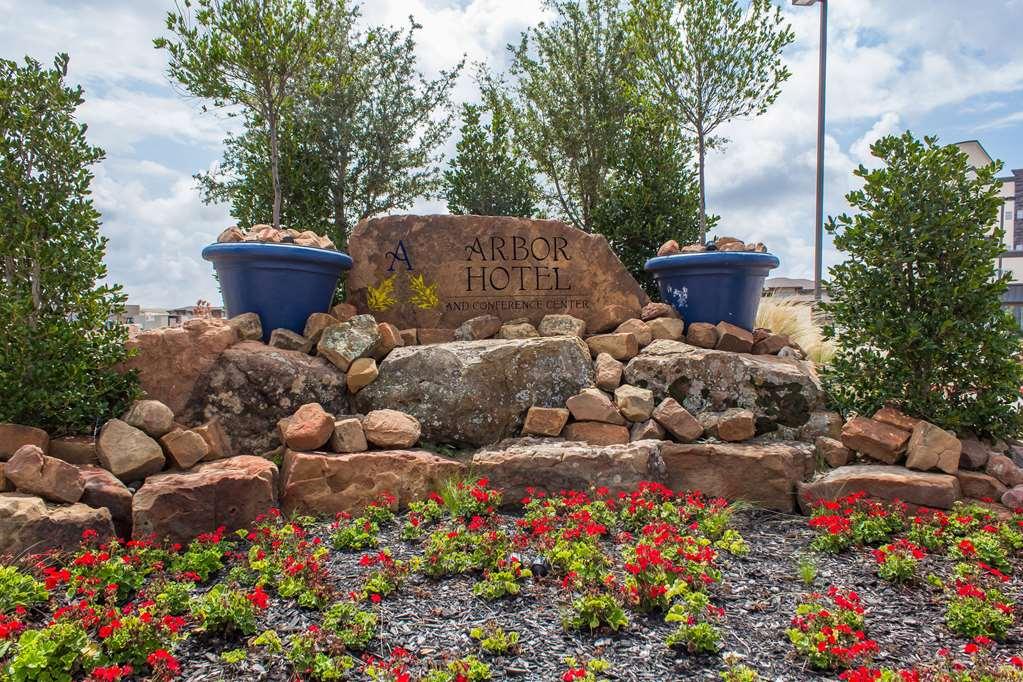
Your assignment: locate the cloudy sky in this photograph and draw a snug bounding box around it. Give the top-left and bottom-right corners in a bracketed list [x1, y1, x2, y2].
[4, 0, 1023, 307]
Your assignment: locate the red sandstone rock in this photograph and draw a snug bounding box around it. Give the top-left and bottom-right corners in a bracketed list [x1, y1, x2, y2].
[330, 418, 367, 453]
[752, 334, 789, 356]
[905, 421, 961, 474]
[585, 333, 639, 361]
[872, 407, 921, 433]
[840, 416, 910, 464]
[685, 322, 718, 349]
[955, 470, 1007, 501]
[589, 304, 636, 334]
[647, 317, 684, 342]
[714, 322, 754, 353]
[521, 407, 569, 437]
[0, 423, 49, 460]
[363, 410, 421, 449]
[0, 493, 114, 555]
[372, 322, 404, 359]
[347, 358, 379, 394]
[630, 419, 666, 441]
[594, 353, 624, 391]
[79, 465, 133, 538]
[566, 388, 625, 425]
[159, 429, 209, 469]
[284, 403, 335, 451]
[49, 436, 97, 466]
[615, 319, 653, 347]
[986, 453, 1023, 487]
[193, 417, 233, 461]
[798, 465, 961, 511]
[561, 421, 630, 446]
[614, 385, 655, 422]
[455, 315, 503, 341]
[5, 445, 85, 504]
[640, 302, 678, 321]
[717, 408, 756, 442]
[816, 436, 852, 468]
[652, 398, 703, 442]
[418, 328, 455, 345]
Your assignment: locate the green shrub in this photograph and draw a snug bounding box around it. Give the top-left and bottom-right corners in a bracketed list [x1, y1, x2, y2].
[190, 584, 263, 636]
[823, 132, 1023, 438]
[321, 602, 377, 651]
[7, 620, 94, 682]
[0, 566, 48, 614]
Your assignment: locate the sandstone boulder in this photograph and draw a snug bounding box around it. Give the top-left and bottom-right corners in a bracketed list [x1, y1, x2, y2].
[751, 334, 789, 356]
[0, 424, 49, 460]
[330, 418, 368, 454]
[372, 323, 404, 359]
[590, 304, 639, 334]
[685, 323, 718, 349]
[521, 407, 569, 437]
[132, 456, 278, 544]
[79, 465, 133, 538]
[566, 388, 625, 425]
[472, 438, 665, 502]
[640, 302, 677, 321]
[955, 470, 1007, 501]
[363, 410, 421, 449]
[121, 318, 238, 415]
[284, 403, 335, 451]
[959, 438, 992, 470]
[661, 441, 813, 512]
[5, 445, 85, 503]
[905, 422, 961, 474]
[347, 357, 379, 394]
[353, 337, 592, 446]
[714, 322, 754, 353]
[717, 408, 756, 442]
[331, 303, 358, 321]
[586, 333, 638, 361]
[159, 429, 209, 469]
[49, 436, 98, 466]
[594, 353, 624, 391]
[631, 419, 665, 441]
[497, 322, 539, 339]
[614, 385, 655, 422]
[538, 315, 586, 338]
[873, 407, 921, 433]
[227, 313, 262, 342]
[303, 313, 338, 345]
[986, 454, 1023, 487]
[455, 315, 502, 341]
[816, 436, 852, 468]
[840, 416, 909, 464]
[561, 421, 630, 446]
[615, 319, 653, 347]
[624, 340, 825, 434]
[317, 315, 381, 371]
[652, 397, 703, 442]
[0, 494, 114, 555]
[647, 317, 684, 342]
[97, 420, 166, 482]
[281, 449, 463, 515]
[798, 465, 961, 511]
[181, 342, 347, 454]
[193, 418, 233, 461]
[1003, 485, 1023, 509]
[122, 400, 175, 439]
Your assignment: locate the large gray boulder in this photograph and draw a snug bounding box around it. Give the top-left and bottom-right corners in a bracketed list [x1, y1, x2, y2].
[354, 337, 593, 446]
[181, 341, 348, 454]
[624, 340, 825, 435]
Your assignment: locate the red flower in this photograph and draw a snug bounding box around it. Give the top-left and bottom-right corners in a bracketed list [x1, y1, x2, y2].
[246, 585, 269, 609]
[147, 649, 181, 675]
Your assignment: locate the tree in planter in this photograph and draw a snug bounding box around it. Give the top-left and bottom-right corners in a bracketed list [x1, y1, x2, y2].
[591, 104, 710, 297]
[823, 133, 1023, 439]
[156, 0, 329, 230]
[444, 92, 539, 217]
[631, 0, 794, 239]
[0, 54, 138, 434]
[196, 7, 461, 248]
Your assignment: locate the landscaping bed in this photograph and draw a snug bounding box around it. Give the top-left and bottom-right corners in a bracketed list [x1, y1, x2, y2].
[1, 482, 1020, 682]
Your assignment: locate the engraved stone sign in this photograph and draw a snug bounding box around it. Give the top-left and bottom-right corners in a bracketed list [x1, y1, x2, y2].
[346, 215, 649, 330]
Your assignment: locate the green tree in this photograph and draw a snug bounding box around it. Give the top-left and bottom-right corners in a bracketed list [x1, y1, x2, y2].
[592, 105, 711, 296]
[444, 94, 539, 217]
[0, 54, 138, 434]
[156, 0, 329, 229]
[631, 0, 794, 239]
[503, 0, 635, 232]
[197, 7, 461, 248]
[823, 133, 1023, 439]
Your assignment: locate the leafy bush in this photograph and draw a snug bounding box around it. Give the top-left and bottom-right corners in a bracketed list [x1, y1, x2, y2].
[190, 584, 265, 636]
[822, 133, 1023, 438]
[320, 601, 377, 651]
[7, 620, 94, 681]
[562, 592, 629, 633]
[0, 54, 139, 435]
[0, 566, 48, 614]
[469, 624, 520, 656]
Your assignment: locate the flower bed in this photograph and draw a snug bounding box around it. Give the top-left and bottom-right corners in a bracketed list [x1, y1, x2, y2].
[0, 484, 1020, 681]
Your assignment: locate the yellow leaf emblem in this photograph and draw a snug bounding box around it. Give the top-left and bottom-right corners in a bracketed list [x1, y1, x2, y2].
[408, 273, 440, 310]
[367, 274, 397, 311]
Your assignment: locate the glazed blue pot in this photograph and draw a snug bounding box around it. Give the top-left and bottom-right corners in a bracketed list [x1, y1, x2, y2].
[644, 252, 780, 331]
[202, 242, 353, 342]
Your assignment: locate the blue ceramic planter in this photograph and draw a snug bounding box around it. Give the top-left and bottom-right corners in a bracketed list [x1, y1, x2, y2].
[644, 252, 780, 331]
[202, 242, 353, 342]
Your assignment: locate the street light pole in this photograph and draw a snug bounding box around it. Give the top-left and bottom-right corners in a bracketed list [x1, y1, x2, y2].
[793, 0, 828, 301]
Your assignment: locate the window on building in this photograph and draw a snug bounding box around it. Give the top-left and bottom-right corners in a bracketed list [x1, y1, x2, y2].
[1017, 209, 1023, 220]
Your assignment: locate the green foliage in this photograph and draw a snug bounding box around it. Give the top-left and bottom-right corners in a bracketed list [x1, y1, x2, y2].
[822, 133, 1023, 438]
[422, 656, 492, 682]
[796, 555, 818, 586]
[156, 0, 330, 228]
[631, 0, 794, 236]
[286, 631, 355, 682]
[195, 4, 461, 246]
[221, 648, 247, 664]
[469, 624, 520, 656]
[6, 620, 94, 682]
[562, 592, 629, 632]
[445, 93, 539, 217]
[0, 566, 48, 614]
[320, 601, 377, 650]
[0, 54, 139, 435]
[190, 584, 261, 636]
[154, 580, 196, 617]
[945, 584, 1015, 640]
[720, 653, 760, 682]
[330, 516, 379, 550]
[665, 591, 722, 654]
[472, 564, 532, 601]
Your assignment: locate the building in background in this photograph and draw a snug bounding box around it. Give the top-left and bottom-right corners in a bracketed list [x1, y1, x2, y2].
[108, 301, 224, 332]
[954, 141, 1023, 329]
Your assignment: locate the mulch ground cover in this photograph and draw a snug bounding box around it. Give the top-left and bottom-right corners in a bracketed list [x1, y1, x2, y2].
[2, 482, 1021, 682]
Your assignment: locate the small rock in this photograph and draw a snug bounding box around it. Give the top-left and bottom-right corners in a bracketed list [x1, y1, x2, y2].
[269, 328, 313, 353]
[594, 353, 624, 391]
[284, 403, 335, 451]
[816, 436, 852, 468]
[347, 357, 379, 394]
[714, 322, 754, 353]
[399, 328, 419, 346]
[956, 470, 1007, 501]
[363, 410, 421, 449]
[192, 417, 233, 461]
[497, 322, 539, 339]
[685, 322, 718, 349]
[330, 418, 368, 454]
[0, 424, 50, 460]
[614, 385, 655, 422]
[717, 240, 747, 252]
[331, 303, 359, 322]
[79, 465, 133, 538]
[455, 315, 503, 341]
[418, 328, 456, 344]
[372, 322, 404, 360]
[566, 388, 626, 425]
[697, 412, 720, 439]
[647, 317, 684, 341]
[680, 243, 706, 253]
[521, 407, 570, 437]
[538, 314, 586, 338]
[317, 315, 381, 371]
[159, 429, 209, 469]
[840, 416, 910, 464]
[630, 419, 665, 441]
[986, 453, 1023, 487]
[652, 398, 703, 442]
[97, 419, 166, 482]
[590, 304, 636, 334]
[905, 421, 961, 474]
[1002, 485, 1023, 509]
[873, 407, 921, 433]
[717, 408, 755, 442]
[217, 226, 245, 243]
[615, 319, 653, 347]
[752, 333, 789, 355]
[122, 400, 175, 439]
[586, 333, 639, 361]
[562, 421, 630, 446]
[227, 312, 262, 342]
[959, 438, 991, 470]
[304, 312, 338, 345]
[778, 346, 804, 359]
[640, 302, 677, 321]
[657, 240, 680, 256]
[49, 436, 97, 466]
[5, 445, 85, 503]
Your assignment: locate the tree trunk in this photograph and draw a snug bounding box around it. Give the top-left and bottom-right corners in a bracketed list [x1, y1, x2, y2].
[697, 130, 707, 242]
[269, 111, 282, 229]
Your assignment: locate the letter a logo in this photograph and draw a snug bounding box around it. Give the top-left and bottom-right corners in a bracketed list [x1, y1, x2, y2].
[386, 240, 413, 272]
